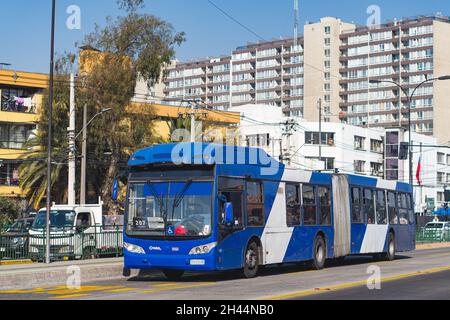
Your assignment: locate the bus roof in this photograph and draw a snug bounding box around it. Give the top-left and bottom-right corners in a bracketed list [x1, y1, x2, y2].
[128, 143, 282, 168]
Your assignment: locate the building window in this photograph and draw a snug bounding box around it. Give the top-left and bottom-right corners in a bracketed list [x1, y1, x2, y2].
[438, 172, 446, 185]
[324, 26, 331, 34]
[305, 157, 335, 170]
[324, 83, 331, 91]
[354, 136, 366, 150]
[0, 124, 35, 149]
[0, 162, 20, 186]
[438, 152, 445, 164]
[305, 132, 335, 146]
[324, 38, 331, 46]
[370, 162, 383, 177]
[370, 139, 383, 153]
[324, 49, 331, 57]
[354, 160, 366, 174]
[324, 60, 331, 69]
[324, 72, 330, 80]
[246, 134, 270, 147]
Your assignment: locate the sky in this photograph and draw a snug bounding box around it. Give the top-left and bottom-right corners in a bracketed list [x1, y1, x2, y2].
[1, 0, 450, 73]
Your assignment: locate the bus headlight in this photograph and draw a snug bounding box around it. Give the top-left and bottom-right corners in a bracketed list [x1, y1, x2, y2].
[124, 242, 145, 255]
[189, 242, 217, 255]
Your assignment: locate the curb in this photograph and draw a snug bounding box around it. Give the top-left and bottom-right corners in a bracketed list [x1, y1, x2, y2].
[416, 242, 450, 250]
[0, 259, 136, 290]
[0, 259, 34, 266]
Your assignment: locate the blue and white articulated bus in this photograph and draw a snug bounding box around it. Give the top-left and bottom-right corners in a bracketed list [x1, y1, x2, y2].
[122, 143, 415, 280]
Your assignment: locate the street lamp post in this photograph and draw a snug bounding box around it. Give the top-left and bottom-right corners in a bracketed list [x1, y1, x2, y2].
[77, 108, 113, 206]
[45, 0, 56, 265]
[370, 76, 450, 186]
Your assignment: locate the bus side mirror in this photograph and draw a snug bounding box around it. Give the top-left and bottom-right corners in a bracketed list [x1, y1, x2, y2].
[224, 203, 234, 226]
[112, 178, 119, 202]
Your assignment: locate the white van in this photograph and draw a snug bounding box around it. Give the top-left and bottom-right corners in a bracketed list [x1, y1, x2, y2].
[28, 200, 123, 260]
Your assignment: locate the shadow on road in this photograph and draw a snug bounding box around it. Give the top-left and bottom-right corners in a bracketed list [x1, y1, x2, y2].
[126, 254, 412, 283]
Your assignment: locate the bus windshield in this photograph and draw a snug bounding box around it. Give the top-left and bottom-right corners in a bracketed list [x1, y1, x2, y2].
[126, 181, 213, 238]
[32, 210, 76, 231]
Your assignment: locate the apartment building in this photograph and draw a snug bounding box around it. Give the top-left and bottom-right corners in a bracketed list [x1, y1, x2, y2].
[339, 15, 450, 144]
[165, 15, 450, 144]
[164, 38, 306, 115]
[0, 69, 46, 199]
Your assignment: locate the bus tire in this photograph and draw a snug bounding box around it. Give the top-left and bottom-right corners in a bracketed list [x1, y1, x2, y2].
[312, 236, 326, 270]
[163, 269, 185, 281]
[243, 242, 260, 279]
[383, 232, 396, 261]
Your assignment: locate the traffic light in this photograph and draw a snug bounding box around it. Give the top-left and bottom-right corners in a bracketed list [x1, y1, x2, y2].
[399, 142, 409, 160]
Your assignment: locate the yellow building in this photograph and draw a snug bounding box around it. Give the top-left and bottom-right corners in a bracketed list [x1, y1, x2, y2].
[0, 69, 47, 198]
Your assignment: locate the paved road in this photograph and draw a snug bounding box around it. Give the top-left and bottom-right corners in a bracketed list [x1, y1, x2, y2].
[2, 247, 450, 300]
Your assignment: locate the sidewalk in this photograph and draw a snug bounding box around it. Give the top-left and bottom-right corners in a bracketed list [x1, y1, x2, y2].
[0, 258, 135, 290]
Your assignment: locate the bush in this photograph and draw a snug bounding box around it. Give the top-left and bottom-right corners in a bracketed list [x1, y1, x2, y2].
[0, 198, 22, 230]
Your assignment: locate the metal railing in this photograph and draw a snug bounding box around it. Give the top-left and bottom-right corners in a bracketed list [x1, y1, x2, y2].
[0, 226, 123, 262]
[416, 227, 450, 244]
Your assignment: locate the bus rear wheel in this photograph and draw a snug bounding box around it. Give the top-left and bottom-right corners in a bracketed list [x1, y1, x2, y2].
[243, 242, 260, 279]
[163, 269, 185, 281]
[312, 236, 326, 270]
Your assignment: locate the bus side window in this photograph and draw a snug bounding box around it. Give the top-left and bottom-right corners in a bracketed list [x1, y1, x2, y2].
[351, 187, 363, 223]
[218, 177, 245, 228]
[246, 181, 265, 227]
[318, 187, 332, 226]
[303, 185, 317, 226]
[387, 192, 398, 225]
[376, 190, 387, 225]
[364, 189, 375, 224]
[286, 183, 301, 227]
[398, 193, 409, 225]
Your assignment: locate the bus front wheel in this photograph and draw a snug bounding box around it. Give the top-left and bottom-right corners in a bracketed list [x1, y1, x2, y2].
[163, 269, 185, 281]
[312, 236, 326, 270]
[243, 242, 260, 279]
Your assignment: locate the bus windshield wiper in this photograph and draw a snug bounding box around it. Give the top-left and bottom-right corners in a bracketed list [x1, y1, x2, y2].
[170, 180, 193, 224]
[147, 182, 168, 228]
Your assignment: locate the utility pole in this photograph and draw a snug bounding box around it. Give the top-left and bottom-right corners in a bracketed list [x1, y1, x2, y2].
[67, 73, 76, 205]
[190, 102, 196, 143]
[80, 104, 87, 205]
[45, 0, 56, 265]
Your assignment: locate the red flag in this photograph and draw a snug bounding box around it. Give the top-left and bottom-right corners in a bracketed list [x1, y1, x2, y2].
[416, 156, 422, 186]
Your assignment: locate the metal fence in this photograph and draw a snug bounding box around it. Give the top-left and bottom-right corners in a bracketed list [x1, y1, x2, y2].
[416, 227, 450, 244]
[0, 226, 123, 262]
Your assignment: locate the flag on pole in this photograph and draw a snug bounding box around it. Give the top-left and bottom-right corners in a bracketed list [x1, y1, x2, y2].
[416, 156, 422, 186]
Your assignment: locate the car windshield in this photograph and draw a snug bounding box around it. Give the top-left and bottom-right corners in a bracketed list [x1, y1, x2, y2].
[7, 220, 30, 233]
[426, 223, 443, 229]
[32, 210, 76, 230]
[126, 181, 213, 237]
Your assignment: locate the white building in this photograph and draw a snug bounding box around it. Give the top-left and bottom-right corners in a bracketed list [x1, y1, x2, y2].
[232, 104, 450, 214]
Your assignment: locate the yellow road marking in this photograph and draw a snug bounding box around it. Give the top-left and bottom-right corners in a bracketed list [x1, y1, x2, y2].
[45, 286, 123, 295]
[138, 282, 215, 294]
[263, 265, 450, 300]
[51, 294, 90, 299]
[105, 288, 137, 293]
[152, 283, 180, 287]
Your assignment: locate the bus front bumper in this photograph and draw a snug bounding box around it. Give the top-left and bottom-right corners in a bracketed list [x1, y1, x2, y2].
[124, 251, 216, 271]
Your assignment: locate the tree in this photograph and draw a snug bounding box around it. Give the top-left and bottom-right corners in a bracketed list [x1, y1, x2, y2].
[79, 3, 184, 213]
[19, 2, 184, 213]
[0, 198, 22, 229]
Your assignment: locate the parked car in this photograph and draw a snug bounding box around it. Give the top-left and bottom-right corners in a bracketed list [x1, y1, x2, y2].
[0, 217, 35, 260]
[423, 221, 450, 241]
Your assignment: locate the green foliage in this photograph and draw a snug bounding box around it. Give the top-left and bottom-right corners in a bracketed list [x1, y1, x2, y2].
[0, 198, 22, 229]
